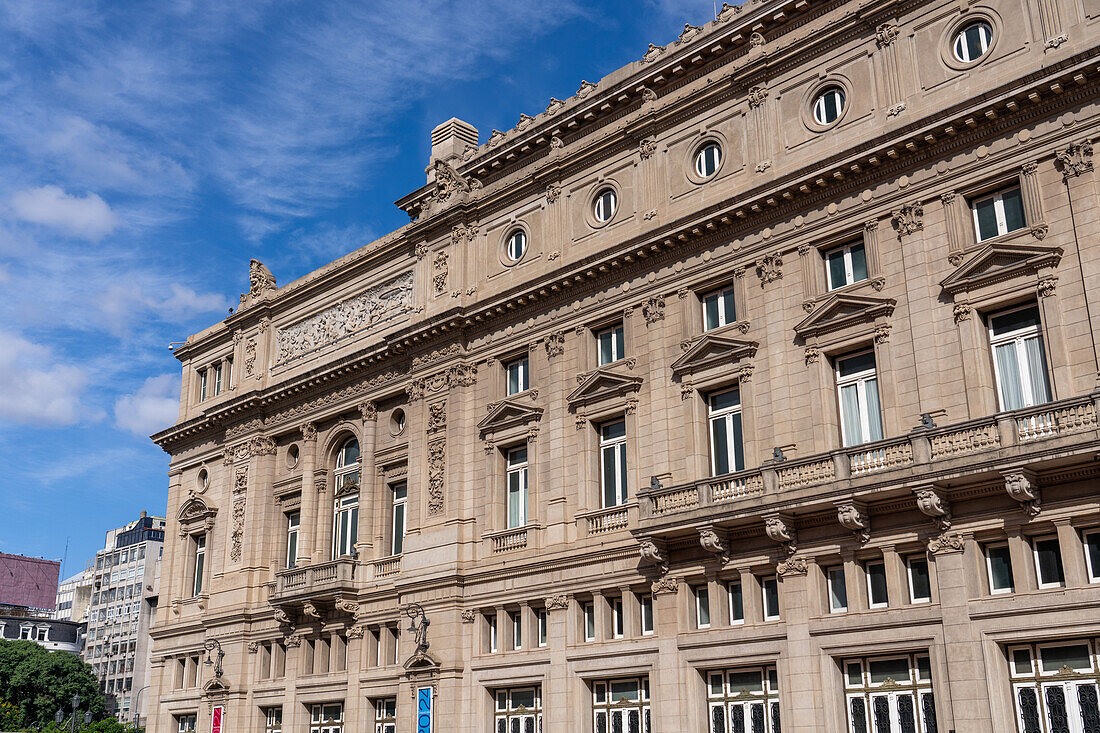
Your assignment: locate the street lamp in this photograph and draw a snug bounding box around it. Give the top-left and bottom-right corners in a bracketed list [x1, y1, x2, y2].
[203, 639, 225, 679]
[54, 710, 64, 725]
[134, 685, 150, 731]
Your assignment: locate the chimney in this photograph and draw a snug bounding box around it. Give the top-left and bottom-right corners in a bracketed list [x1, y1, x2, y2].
[140, 511, 147, 518]
[429, 118, 478, 175]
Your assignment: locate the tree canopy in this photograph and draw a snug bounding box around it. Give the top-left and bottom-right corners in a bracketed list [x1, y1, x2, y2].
[0, 640, 108, 728]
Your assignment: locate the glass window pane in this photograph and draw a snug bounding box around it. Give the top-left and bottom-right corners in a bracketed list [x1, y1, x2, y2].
[762, 577, 779, 618]
[729, 671, 764, 693]
[729, 582, 744, 622]
[710, 389, 740, 412]
[909, 558, 931, 601]
[722, 288, 736, 324]
[609, 680, 639, 702]
[827, 249, 847, 289]
[1002, 188, 1025, 232]
[991, 306, 1041, 335]
[696, 587, 710, 627]
[711, 417, 730, 476]
[987, 545, 1013, 591]
[1023, 336, 1051, 405]
[1086, 532, 1100, 580]
[850, 243, 868, 282]
[704, 294, 720, 330]
[1039, 644, 1091, 672]
[601, 420, 626, 441]
[392, 505, 405, 555]
[829, 567, 848, 610]
[730, 412, 744, 472]
[839, 351, 876, 377]
[846, 663, 863, 687]
[869, 658, 910, 685]
[975, 197, 1000, 240]
[868, 563, 888, 606]
[1035, 539, 1065, 585]
[864, 377, 884, 442]
[602, 447, 617, 507]
[1012, 649, 1032, 675]
[994, 342, 1025, 410]
[839, 383, 863, 447]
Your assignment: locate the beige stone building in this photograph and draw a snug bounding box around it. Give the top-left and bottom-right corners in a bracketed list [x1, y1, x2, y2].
[148, 0, 1100, 731]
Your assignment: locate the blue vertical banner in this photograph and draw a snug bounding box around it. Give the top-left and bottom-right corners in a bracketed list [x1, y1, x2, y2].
[416, 687, 433, 733]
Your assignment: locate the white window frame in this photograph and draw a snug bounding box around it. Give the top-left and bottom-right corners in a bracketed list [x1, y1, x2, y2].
[988, 304, 1051, 411]
[506, 229, 527, 261]
[594, 189, 617, 223]
[836, 350, 884, 447]
[510, 610, 522, 650]
[1032, 535, 1066, 589]
[192, 534, 205, 597]
[213, 362, 223, 395]
[596, 324, 625, 366]
[695, 585, 711, 629]
[537, 609, 548, 647]
[488, 615, 498, 653]
[843, 654, 936, 733]
[640, 594, 654, 635]
[971, 185, 1025, 241]
[309, 703, 344, 733]
[907, 556, 932, 604]
[824, 241, 868, 290]
[176, 714, 197, 733]
[702, 285, 737, 331]
[985, 542, 1015, 595]
[583, 602, 596, 642]
[495, 687, 542, 733]
[953, 20, 993, 63]
[332, 493, 359, 559]
[827, 566, 848, 613]
[285, 512, 300, 569]
[813, 87, 845, 125]
[506, 447, 528, 529]
[373, 698, 396, 733]
[866, 561, 889, 609]
[599, 420, 629, 508]
[198, 369, 208, 401]
[761, 576, 780, 622]
[265, 707, 283, 733]
[391, 482, 407, 556]
[505, 356, 530, 395]
[728, 581, 745, 625]
[1008, 639, 1100, 733]
[612, 597, 625, 638]
[695, 142, 722, 178]
[333, 439, 361, 491]
[708, 388, 744, 477]
[1084, 530, 1100, 584]
[592, 678, 650, 733]
[707, 666, 780, 733]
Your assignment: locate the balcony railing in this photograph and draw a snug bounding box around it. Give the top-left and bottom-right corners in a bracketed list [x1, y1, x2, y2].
[272, 557, 356, 601]
[638, 392, 1100, 523]
[371, 555, 401, 579]
[484, 525, 534, 554]
[576, 502, 638, 536]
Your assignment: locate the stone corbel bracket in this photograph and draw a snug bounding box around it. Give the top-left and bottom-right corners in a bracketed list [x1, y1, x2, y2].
[1002, 468, 1041, 517]
[913, 486, 951, 532]
[835, 500, 870, 544]
[638, 537, 669, 575]
[764, 513, 797, 556]
[698, 526, 730, 565]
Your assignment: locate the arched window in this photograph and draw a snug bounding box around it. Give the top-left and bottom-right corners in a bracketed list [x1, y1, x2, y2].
[332, 438, 360, 558]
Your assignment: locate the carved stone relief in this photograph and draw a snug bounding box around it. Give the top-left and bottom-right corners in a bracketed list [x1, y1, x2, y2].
[427, 439, 446, 516]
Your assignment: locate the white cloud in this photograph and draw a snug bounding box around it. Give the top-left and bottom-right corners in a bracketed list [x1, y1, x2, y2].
[114, 374, 180, 437]
[0, 330, 91, 425]
[10, 185, 119, 240]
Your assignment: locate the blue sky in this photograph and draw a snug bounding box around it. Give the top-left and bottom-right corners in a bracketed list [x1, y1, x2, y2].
[0, 0, 725, 580]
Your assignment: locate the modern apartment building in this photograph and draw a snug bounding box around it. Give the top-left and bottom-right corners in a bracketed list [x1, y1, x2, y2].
[84, 513, 165, 723]
[148, 1, 1100, 731]
[54, 566, 96, 623]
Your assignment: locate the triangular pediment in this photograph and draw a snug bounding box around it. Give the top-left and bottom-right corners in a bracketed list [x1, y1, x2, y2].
[477, 399, 543, 434]
[794, 293, 895, 341]
[940, 243, 1062, 295]
[671, 335, 758, 377]
[567, 367, 643, 409]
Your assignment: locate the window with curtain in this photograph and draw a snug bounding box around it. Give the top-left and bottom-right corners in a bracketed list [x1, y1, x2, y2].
[989, 305, 1051, 411]
[836, 351, 884, 447]
[506, 446, 528, 529]
[708, 389, 744, 476]
[599, 419, 629, 507]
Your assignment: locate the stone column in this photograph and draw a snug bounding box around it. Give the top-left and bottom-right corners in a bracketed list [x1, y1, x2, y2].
[651, 577, 682, 733]
[1006, 527, 1036, 592]
[298, 423, 318, 565]
[882, 545, 907, 606]
[356, 401, 378, 560]
[313, 469, 330, 563]
[932, 537, 989, 732]
[1055, 518, 1088, 587]
[778, 564, 817, 733]
[544, 596, 571, 733]
[282, 637, 304, 732]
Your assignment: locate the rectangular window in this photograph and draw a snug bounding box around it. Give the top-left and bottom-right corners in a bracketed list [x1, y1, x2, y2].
[506, 356, 530, 395]
[597, 324, 625, 366]
[332, 494, 359, 559]
[985, 542, 1015, 594]
[825, 240, 868, 290]
[640, 594, 654, 635]
[1009, 639, 1100, 733]
[583, 602, 596, 642]
[537, 609, 548, 647]
[728, 581, 744, 625]
[844, 654, 936, 733]
[496, 687, 542, 733]
[213, 362, 223, 395]
[707, 666, 780, 733]
[971, 185, 1026, 242]
[36, 627, 47, 641]
[310, 703, 343, 733]
[695, 585, 711, 629]
[708, 389, 744, 476]
[489, 615, 498, 653]
[702, 286, 737, 331]
[264, 707, 283, 733]
[286, 512, 300, 569]
[866, 561, 889, 608]
[192, 534, 205, 597]
[176, 715, 197, 733]
[828, 566, 848, 613]
[612, 598, 625, 638]
[391, 483, 407, 556]
[761, 576, 780, 621]
[908, 557, 932, 603]
[592, 678, 649, 733]
[599, 420, 629, 508]
[199, 369, 208, 401]
[20, 627, 32, 640]
[836, 350, 884, 447]
[1033, 536, 1066, 589]
[1085, 531, 1100, 583]
[373, 698, 396, 733]
[989, 304, 1052, 411]
[506, 447, 528, 529]
[510, 610, 522, 650]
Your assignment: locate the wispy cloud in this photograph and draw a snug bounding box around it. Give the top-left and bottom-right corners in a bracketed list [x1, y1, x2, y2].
[114, 374, 180, 437]
[10, 185, 119, 240]
[0, 330, 94, 425]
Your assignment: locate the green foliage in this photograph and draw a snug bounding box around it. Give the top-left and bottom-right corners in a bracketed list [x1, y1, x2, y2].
[0, 640, 108, 728]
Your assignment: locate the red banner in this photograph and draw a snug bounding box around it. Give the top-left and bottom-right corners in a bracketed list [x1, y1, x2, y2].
[211, 706, 223, 733]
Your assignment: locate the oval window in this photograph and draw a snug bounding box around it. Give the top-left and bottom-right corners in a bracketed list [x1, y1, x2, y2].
[593, 188, 617, 223]
[953, 21, 993, 63]
[694, 142, 722, 178]
[197, 469, 209, 490]
[813, 87, 846, 126]
[506, 229, 527, 261]
[286, 444, 300, 469]
[390, 408, 407, 436]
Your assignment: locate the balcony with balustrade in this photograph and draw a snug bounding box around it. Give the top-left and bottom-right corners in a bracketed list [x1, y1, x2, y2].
[270, 557, 358, 605]
[636, 392, 1100, 537]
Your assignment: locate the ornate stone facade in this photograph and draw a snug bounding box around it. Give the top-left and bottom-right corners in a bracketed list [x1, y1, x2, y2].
[150, 3, 1100, 733]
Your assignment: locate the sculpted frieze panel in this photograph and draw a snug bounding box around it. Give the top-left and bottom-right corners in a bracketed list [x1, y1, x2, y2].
[274, 271, 414, 365]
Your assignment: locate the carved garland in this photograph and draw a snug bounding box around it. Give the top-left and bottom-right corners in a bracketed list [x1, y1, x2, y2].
[427, 439, 446, 516]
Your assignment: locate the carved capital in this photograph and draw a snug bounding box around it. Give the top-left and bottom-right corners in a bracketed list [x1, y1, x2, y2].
[358, 400, 378, 421]
[247, 642, 260, 654]
[747, 85, 769, 108]
[1003, 469, 1041, 516]
[651, 575, 679, 595]
[300, 422, 318, 443]
[642, 295, 666, 325]
[777, 556, 808, 576]
[835, 501, 870, 544]
[1038, 277, 1057, 298]
[639, 137, 658, 160]
[755, 253, 783, 287]
[875, 23, 899, 47]
[952, 302, 972, 324]
[927, 532, 965, 555]
[913, 487, 951, 532]
[460, 609, 477, 623]
[544, 595, 570, 611]
[804, 346, 821, 366]
[545, 184, 561, 204]
[544, 331, 565, 358]
[346, 624, 367, 639]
